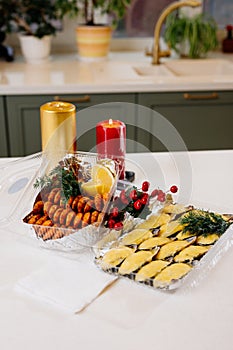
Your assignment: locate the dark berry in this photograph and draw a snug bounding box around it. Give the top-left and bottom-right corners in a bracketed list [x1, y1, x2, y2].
[142, 181, 150, 192]
[170, 185, 178, 193]
[114, 222, 123, 230]
[129, 189, 138, 201]
[134, 199, 142, 210]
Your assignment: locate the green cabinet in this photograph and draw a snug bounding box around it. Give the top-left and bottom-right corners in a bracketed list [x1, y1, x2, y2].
[6, 93, 136, 156]
[137, 91, 233, 152]
[3, 90, 233, 157]
[0, 97, 8, 157]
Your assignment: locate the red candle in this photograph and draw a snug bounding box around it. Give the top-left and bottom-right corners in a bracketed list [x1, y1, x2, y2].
[96, 119, 126, 179]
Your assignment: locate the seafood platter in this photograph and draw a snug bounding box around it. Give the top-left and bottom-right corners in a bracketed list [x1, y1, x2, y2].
[1, 151, 233, 290]
[95, 202, 233, 290]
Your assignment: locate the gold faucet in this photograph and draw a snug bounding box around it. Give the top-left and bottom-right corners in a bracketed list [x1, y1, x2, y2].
[151, 0, 201, 64]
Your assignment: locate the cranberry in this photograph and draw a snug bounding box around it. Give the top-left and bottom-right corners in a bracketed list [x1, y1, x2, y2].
[141, 193, 149, 205]
[170, 185, 178, 193]
[134, 199, 142, 210]
[129, 189, 137, 201]
[120, 190, 125, 201]
[111, 207, 119, 218]
[120, 190, 128, 204]
[114, 222, 123, 230]
[150, 189, 159, 198]
[108, 219, 115, 229]
[142, 181, 150, 192]
[157, 189, 164, 196]
[157, 193, 166, 202]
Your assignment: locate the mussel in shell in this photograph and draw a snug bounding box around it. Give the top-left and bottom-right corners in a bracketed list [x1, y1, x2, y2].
[136, 213, 171, 230]
[153, 263, 191, 287]
[99, 246, 135, 270]
[196, 234, 219, 245]
[162, 203, 186, 215]
[155, 237, 196, 260]
[174, 245, 210, 263]
[121, 229, 152, 246]
[138, 236, 171, 250]
[136, 215, 160, 229]
[118, 250, 156, 275]
[135, 260, 170, 282]
[159, 220, 184, 237]
[176, 231, 196, 240]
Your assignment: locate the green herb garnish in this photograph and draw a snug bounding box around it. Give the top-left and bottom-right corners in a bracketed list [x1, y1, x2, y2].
[33, 158, 82, 202]
[180, 210, 231, 237]
[34, 175, 53, 190]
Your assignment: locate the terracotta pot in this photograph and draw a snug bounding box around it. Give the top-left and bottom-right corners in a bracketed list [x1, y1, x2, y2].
[19, 34, 52, 63]
[76, 25, 112, 61]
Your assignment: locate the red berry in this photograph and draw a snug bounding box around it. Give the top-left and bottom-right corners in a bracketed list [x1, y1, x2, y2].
[120, 190, 125, 200]
[150, 189, 159, 198]
[170, 185, 178, 193]
[134, 199, 142, 210]
[120, 190, 129, 204]
[142, 181, 150, 192]
[141, 193, 149, 205]
[114, 222, 123, 230]
[111, 207, 119, 218]
[141, 197, 148, 205]
[129, 189, 137, 201]
[143, 193, 149, 200]
[158, 193, 165, 202]
[108, 219, 115, 229]
[157, 189, 164, 196]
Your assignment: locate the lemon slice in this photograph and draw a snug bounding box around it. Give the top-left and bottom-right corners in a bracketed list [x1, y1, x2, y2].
[91, 164, 115, 194]
[81, 181, 104, 197]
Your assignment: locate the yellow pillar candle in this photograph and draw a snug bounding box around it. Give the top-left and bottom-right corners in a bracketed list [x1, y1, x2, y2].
[40, 101, 77, 172]
[40, 101, 77, 153]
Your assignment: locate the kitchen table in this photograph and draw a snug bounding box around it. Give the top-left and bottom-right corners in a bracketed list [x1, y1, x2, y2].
[0, 150, 233, 350]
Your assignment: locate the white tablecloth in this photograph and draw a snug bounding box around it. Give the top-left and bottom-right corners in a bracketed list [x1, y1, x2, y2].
[0, 150, 233, 350]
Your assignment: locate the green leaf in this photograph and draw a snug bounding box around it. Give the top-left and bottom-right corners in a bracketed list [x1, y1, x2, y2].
[164, 13, 218, 58]
[180, 210, 231, 237]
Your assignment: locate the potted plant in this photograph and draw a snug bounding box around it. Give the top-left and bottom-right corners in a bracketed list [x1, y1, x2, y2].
[75, 0, 132, 60]
[164, 13, 218, 58]
[0, 0, 78, 63]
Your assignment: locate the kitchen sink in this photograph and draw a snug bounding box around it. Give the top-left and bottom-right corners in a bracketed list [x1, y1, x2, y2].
[92, 62, 141, 81]
[164, 59, 233, 77]
[88, 58, 233, 82]
[133, 65, 175, 77]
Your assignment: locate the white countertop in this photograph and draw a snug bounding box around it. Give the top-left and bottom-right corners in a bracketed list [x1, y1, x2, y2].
[0, 150, 233, 350]
[1, 51, 233, 95]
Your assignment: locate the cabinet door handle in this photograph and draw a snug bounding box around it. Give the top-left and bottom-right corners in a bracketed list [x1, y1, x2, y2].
[183, 92, 219, 100]
[54, 95, 91, 103]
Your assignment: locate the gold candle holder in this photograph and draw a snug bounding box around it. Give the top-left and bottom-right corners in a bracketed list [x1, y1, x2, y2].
[40, 101, 77, 172]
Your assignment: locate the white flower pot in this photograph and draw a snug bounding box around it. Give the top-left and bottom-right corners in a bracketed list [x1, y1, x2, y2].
[19, 35, 52, 63]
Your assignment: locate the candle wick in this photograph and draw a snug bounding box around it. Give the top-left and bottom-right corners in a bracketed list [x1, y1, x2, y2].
[109, 118, 113, 125]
